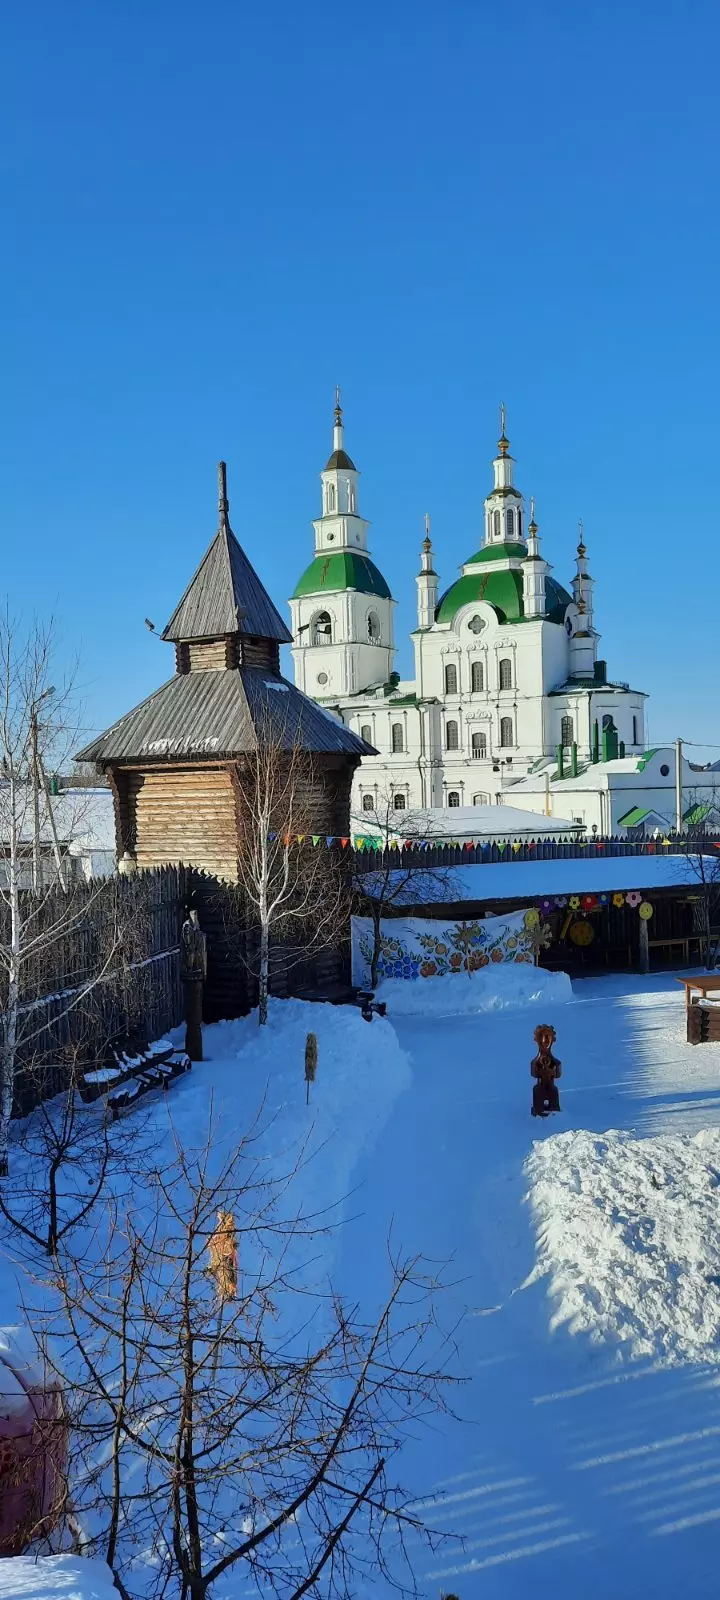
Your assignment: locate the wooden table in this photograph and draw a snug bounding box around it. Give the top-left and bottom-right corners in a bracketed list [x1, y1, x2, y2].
[677, 975, 720, 1043]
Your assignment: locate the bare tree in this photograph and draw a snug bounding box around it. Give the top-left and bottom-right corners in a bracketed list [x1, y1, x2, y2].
[233, 719, 349, 1025]
[350, 796, 456, 989]
[0, 614, 132, 1174]
[37, 1113, 457, 1599]
[681, 787, 720, 969]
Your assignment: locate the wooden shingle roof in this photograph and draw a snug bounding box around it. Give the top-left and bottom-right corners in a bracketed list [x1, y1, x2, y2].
[77, 668, 374, 765]
[162, 464, 292, 645]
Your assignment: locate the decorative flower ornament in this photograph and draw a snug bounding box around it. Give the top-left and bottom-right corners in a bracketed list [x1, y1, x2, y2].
[638, 900, 654, 920]
[598, 893, 609, 904]
[582, 894, 597, 910]
[612, 892, 625, 908]
[569, 895, 581, 910]
[626, 891, 642, 908]
[554, 896, 568, 908]
[539, 899, 553, 915]
[524, 908, 541, 929]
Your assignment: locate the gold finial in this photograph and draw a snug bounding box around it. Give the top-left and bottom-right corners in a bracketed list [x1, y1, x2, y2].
[423, 512, 432, 551]
[217, 461, 229, 527]
[334, 385, 343, 428]
[498, 401, 509, 456]
[528, 495, 538, 534]
[577, 517, 586, 557]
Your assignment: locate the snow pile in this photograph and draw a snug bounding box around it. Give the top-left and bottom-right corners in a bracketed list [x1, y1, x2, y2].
[0, 1556, 118, 1600]
[377, 964, 573, 1017]
[527, 1126, 720, 1364]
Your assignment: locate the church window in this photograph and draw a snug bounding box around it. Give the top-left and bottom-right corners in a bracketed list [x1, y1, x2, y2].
[444, 662, 458, 695]
[561, 715, 574, 749]
[506, 508, 514, 538]
[317, 671, 328, 686]
[517, 509, 522, 539]
[500, 716, 514, 748]
[327, 483, 335, 511]
[448, 791, 460, 807]
[499, 657, 512, 690]
[360, 724, 372, 743]
[471, 731, 487, 759]
[362, 793, 374, 812]
[473, 792, 489, 805]
[493, 509, 501, 538]
[468, 614, 485, 635]
[471, 660, 484, 692]
[367, 611, 381, 642]
[312, 611, 332, 646]
[391, 722, 404, 753]
[347, 482, 355, 513]
[633, 715, 638, 744]
[446, 720, 459, 751]
[393, 792, 407, 810]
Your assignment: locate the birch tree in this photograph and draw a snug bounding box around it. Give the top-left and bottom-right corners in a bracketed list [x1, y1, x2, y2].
[0, 615, 123, 1175]
[234, 720, 348, 1025]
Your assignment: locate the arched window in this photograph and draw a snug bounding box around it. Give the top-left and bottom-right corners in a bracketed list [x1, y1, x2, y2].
[327, 483, 335, 511]
[471, 731, 487, 759]
[444, 662, 458, 695]
[506, 508, 514, 538]
[473, 792, 489, 805]
[391, 722, 404, 753]
[517, 509, 522, 539]
[312, 611, 332, 646]
[361, 793, 374, 812]
[499, 657, 512, 690]
[446, 720, 459, 751]
[471, 660, 484, 692]
[500, 717, 513, 748]
[347, 482, 355, 513]
[632, 715, 638, 745]
[561, 715, 574, 749]
[367, 611, 381, 642]
[392, 792, 407, 810]
[448, 791, 460, 807]
[493, 509, 501, 538]
[360, 723, 372, 743]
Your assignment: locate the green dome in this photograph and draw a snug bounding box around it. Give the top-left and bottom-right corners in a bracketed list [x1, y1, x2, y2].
[436, 565, 571, 625]
[292, 551, 392, 600]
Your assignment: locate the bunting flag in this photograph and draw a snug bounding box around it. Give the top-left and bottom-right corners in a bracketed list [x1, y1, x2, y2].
[326, 836, 335, 847]
[464, 840, 473, 850]
[297, 834, 306, 845]
[282, 833, 291, 846]
[340, 837, 350, 848]
[312, 835, 320, 846]
[512, 841, 521, 852]
[390, 839, 400, 849]
[355, 837, 366, 849]
[497, 841, 506, 852]
[269, 832, 277, 841]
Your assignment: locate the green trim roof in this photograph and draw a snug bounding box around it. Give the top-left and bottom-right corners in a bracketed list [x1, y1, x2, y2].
[463, 542, 528, 565]
[617, 806, 652, 828]
[636, 749, 659, 772]
[436, 568, 571, 625]
[292, 551, 392, 601]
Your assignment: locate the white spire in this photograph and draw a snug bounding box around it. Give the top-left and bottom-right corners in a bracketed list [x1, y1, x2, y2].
[333, 385, 344, 454]
[522, 498, 548, 618]
[484, 405, 525, 545]
[416, 514, 438, 628]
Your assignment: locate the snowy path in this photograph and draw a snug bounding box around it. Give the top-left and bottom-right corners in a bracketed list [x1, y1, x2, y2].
[335, 975, 720, 1598]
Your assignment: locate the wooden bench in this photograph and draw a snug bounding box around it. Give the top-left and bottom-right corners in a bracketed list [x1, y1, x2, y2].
[80, 1039, 191, 1113]
[677, 975, 720, 1043]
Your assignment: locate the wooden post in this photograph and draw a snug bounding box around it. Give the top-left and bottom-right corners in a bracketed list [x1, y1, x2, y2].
[181, 910, 207, 1061]
[639, 911, 650, 974]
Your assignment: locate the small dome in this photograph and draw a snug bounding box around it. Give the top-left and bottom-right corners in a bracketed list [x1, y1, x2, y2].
[292, 551, 391, 600]
[324, 448, 357, 471]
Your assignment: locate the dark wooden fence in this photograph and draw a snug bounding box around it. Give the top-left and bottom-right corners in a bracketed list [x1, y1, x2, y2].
[350, 833, 720, 872]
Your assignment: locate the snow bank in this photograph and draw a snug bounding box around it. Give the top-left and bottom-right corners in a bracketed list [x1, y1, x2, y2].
[527, 1126, 720, 1365]
[0, 1556, 118, 1600]
[377, 964, 573, 1017]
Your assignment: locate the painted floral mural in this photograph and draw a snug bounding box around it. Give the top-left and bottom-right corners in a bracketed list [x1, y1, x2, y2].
[351, 911, 536, 986]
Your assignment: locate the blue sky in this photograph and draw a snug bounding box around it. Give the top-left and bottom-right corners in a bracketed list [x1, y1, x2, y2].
[3, 0, 718, 755]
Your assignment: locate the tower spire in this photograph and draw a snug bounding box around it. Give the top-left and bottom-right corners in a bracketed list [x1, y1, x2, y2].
[333, 386, 343, 453]
[498, 402, 510, 456]
[217, 461, 229, 530]
[417, 513, 438, 627]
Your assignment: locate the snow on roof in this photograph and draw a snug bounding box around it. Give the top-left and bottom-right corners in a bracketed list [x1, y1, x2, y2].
[362, 804, 582, 839]
[0, 787, 116, 855]
[387, 852, 705, 903]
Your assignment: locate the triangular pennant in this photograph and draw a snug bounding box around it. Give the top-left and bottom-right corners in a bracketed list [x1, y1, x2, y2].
[326, 836, 335, 847]
[355, 837, 366, 849]
[312, 835, 320, 846]
[282, 833, 291, 846]
[464, 840, 473, 850]
[512, 841, 521, 852]
[269, 832, 277, 841]
[340, 837, 350, 848]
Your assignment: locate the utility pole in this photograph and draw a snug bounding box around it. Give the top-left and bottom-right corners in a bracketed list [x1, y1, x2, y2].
[30, 707, 41, 893]
[675, 737, 683, 834]
[545, 768, 551, 817]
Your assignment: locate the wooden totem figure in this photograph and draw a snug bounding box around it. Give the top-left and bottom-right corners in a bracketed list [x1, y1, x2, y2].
[530, 1022, 562, 1118]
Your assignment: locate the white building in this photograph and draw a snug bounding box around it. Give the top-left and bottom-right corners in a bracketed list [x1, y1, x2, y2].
[290, 402, 648, 819]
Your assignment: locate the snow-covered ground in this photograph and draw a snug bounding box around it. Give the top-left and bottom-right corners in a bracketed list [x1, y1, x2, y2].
[4, 972, 720, 1596]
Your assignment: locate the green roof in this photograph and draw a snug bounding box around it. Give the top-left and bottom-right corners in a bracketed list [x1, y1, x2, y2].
[636, 749, 659, 772]
[436, 568, 571, 625]
[617, 806, 652, 828]
[292, 552, 392, 601]
[684, 802, 712, 825]
[463, 542, 528, 565]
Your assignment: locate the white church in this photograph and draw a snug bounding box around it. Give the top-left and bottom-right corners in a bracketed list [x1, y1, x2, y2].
[289, 399, 650, 823]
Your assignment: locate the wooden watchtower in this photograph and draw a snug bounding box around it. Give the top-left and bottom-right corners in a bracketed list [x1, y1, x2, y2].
[79, 465, 371, 880]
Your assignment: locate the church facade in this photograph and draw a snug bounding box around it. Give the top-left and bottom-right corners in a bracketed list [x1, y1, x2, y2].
[289, 403, 646, 816]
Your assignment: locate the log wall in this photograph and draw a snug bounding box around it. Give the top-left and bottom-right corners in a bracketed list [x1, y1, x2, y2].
[115, 766, 239, 880]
